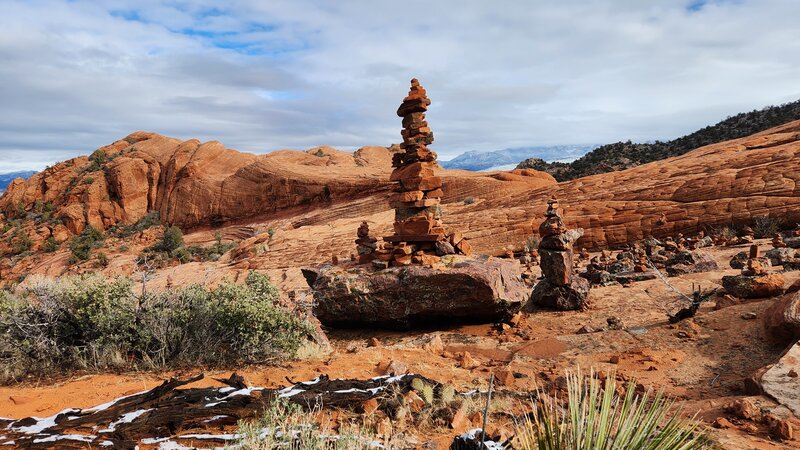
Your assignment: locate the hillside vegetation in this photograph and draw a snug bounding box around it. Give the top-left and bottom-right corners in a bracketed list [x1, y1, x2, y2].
[517, 99, 800, 181]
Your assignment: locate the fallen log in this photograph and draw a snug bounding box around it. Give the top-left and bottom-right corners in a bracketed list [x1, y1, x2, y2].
[0, 373, 439, 449]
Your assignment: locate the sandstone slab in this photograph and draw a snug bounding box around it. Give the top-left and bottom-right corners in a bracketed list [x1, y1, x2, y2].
[722, 273, 785, 299]
[308, 258, 527, 329]
[759, 342, 800, 418]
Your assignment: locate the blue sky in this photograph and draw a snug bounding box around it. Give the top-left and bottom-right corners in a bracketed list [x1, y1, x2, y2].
[1, 0, 799, 171]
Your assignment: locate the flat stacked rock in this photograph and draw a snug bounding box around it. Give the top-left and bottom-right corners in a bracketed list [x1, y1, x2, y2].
[528, 199, 590, 310]
[354, 221, 378, 264]
[379, 78, 470, 266]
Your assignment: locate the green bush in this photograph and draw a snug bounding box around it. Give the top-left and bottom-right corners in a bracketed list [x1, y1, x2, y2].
[514, 370, 713, 449]
[82, 177, 95, 185]
[11, 232, 32, 255]
[751, 215, 782, 239]
[43, 236, 59, 253]
[0, 272, 312, 382]
[95, 252, 109, 267]
[151, 226, 184, 255]
[68, 226, 105, 263]
[111, 211, 162, 237]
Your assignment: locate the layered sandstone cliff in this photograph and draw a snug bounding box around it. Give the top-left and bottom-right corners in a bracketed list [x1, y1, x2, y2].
[2, 119, 800, 264]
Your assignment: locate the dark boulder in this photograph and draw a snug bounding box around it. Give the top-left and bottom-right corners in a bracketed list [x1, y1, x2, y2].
[309, 257, 527, 329]
[528, 277, 591, 311]
[666, 250, 719, 276]
[730, 251, 749, 269]
[722, 273, 785, 299]
[766, 248, 796, 266]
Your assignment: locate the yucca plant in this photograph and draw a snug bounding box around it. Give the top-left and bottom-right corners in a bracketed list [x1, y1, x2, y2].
[514, 370, 714, 450]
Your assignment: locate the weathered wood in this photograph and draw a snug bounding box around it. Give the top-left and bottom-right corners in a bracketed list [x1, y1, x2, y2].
[0, 373, 440, 449]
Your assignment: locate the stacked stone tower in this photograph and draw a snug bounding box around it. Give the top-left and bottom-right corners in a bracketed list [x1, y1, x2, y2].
[529, 198, 590, 310]
[385, 79, 445, 244]
[361, 78, 469, 266]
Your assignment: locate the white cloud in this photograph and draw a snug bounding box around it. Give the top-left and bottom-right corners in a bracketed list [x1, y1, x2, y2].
[0, 0, 799, 170]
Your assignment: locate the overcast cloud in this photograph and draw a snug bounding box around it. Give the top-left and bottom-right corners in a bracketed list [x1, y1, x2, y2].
[1, 0, 799, 171]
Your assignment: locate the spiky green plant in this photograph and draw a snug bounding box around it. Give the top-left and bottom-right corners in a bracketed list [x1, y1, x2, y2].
[411, 377, 425, 392]
[514, 370, 714, 450]
[421, 384, 435, 405]
[440, 384, 455, 404]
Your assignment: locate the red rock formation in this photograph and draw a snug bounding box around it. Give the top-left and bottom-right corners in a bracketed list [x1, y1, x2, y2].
[3, 119, 800, 264]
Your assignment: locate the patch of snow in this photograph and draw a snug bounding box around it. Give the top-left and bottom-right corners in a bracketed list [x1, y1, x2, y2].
[141, 437, 170, 444]
[458, 428, 504, 450]
[157, 441, 195, 450]
[99, 408, 152, 433]
[177, 433, 240, 440]
[1, 441, 14, 446]
[32, 434, 96, 443]
[204, 401, 222, 407]
[9, 408, 80, 434]
[277, 388, 305, 398]
[203, 415, 230, 423]
[100, 441, 114, 447]
[218, 387, 235, 393]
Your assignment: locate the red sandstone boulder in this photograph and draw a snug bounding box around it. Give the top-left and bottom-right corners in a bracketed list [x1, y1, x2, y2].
[308, 257, 527, 329]
[763, 291, 800, 342]
[722, 273, 785, 299]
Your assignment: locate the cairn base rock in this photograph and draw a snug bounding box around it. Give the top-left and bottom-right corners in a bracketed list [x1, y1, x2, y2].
[309, 258, 527, 329]
[528, 277, 591, 311]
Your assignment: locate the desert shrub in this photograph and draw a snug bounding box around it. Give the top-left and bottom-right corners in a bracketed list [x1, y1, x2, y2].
[524, 235, 540, 253]
[11, 232, 32, 255]
[43, 236, 59, 253]
[751, 215, 782, 238]
[462, 196, 476, 205]
[82, 177, 95, 185]
[89, 149, 107, 165]
[708, 224, 736, 240]
[513, 370, 712, 449]
[0, 272, 312, 382]
[95, 252, 109, 267]
[68, 226, 105, 263]
[151, 225, 184, 255]
[112, 211, 162, 237]
[14, 202, 26, 219]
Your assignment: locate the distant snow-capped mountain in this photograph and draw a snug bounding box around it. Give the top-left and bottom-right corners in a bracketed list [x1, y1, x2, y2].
[441, 145, 595, 171]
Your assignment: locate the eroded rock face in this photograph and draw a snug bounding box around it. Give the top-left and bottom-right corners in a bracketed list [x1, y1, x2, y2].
[763, 291, 800, 342]
[309, 258, 527, 329]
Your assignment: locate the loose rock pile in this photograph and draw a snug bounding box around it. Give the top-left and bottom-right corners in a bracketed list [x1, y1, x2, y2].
[354, 221, 378, 264]
[723, 244, 785, 299]
[528, 199, 590, 310]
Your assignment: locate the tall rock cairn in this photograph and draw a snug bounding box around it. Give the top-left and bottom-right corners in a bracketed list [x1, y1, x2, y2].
[528, 198, 590, 310]
[376, 78, 470, 266]
[383, 79, 442, 262]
